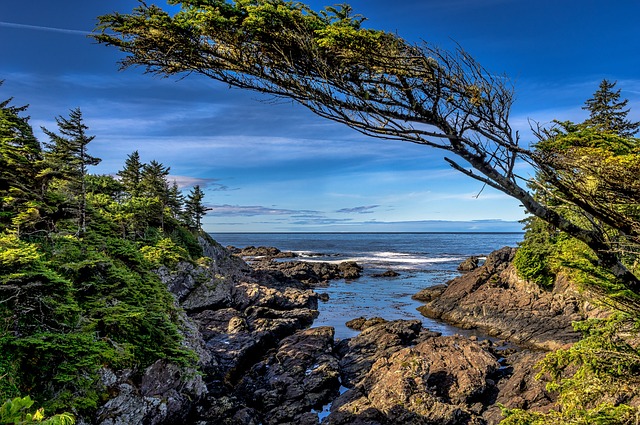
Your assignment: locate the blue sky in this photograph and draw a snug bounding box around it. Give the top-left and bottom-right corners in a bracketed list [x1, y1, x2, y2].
[2, 1, 639, 233]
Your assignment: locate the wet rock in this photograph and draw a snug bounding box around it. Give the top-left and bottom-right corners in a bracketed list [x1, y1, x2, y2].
[251, 260, 362, 285]
[235, 245, 298, 259]
[338, 261, 363, 279]
[372, 269, 400, 277]
[236, 327, 340, 425]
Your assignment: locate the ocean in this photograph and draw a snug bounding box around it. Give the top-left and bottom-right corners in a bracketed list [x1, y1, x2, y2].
[210, 232, 523, 339]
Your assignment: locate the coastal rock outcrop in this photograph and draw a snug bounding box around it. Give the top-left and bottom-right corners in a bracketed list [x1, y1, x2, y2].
[93, 237, 587, 425]
[94, 361, 207, 425]
[250, 259, 362, 285]
[327, 333, 501, 425]
[418, 246, 587, 350]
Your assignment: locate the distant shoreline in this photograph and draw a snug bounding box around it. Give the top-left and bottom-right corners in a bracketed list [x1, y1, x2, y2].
[209, 231, 525, 235]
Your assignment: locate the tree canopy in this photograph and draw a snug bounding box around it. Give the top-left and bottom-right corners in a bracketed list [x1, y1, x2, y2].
[0, 95, 207, 415]
[93, 0, 640, 290]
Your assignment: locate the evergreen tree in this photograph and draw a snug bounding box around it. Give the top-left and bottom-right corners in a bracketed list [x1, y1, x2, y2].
[140, 160, 170, 199]
[167, 180, 184, 219]
[140, 160, 170, 230]
[117, 150, 143, 197]
[583, 79, 640, 137]
[42, 108, 101, 236]
[0, 97, 45, 233]
[184, 185, 208, 230]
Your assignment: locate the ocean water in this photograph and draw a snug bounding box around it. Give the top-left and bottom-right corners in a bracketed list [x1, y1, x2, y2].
[210, 233, 523, 339]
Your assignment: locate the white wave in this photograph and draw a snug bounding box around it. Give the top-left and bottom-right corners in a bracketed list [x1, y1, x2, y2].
[296, 252, 465, 267]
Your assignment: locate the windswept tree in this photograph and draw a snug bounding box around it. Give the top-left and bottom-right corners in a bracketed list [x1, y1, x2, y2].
[94, 1, 640, 289]
[42, 108, 101, 236]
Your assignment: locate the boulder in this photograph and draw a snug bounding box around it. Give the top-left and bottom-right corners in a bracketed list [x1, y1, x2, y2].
[482, 350, 555, 424]
[326, 335, 499, 425]
[372, 269, 400, 278]
[458, 256, 480, 272]
[338, 261, 363, 279]
[345, 316, 388, 331]
[338, 320, 423, 388]
[235, 327, 341, 424]
[95, 361, 206, 425]
[412, 284, 448, 302]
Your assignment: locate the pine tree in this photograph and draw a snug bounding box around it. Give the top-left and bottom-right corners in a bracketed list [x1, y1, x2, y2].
[0, 97, 46, 234]
[117, 150, 143, 197]
[140, 160, 170, 230]
[42, 108, 101, 236]
[184, 185, 208, 230]
[167, 180, 184, 219]
[582, 79, 640, 137]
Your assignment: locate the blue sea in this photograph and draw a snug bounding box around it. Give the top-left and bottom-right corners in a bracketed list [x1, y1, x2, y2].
[210, 233, 523, 339]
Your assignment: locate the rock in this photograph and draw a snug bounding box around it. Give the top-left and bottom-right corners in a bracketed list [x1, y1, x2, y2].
[235, 327, 341, 424]
[458, 256, 480, 272]
[235, 245, 298, 259]
[338, 319, 423, 388]
[318, 292, 330, 302]
[412, 284, 448, 302]
[251, 260, 362, 285]
[482, 350, 555, 424]
[327, 336, 499, 425]
[95, 361, 206, 425]
[345, 317, 388, 331]
[338, 261, 363, 279]
[372, 269, 400, 277]
[417, 247, 588, 350]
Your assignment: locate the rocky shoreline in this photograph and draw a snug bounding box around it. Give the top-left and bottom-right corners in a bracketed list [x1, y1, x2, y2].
[86, 237, 592, 425]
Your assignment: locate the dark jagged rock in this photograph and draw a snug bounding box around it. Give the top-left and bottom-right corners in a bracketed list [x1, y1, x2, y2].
[458, 256, 480, 272]
[235, 327, 341, 425]
[338, 261, 363, 279]
[251, 259, 362, 285]
[234, 245, 298, 259]
[94, 361, 206, 425]
[412, 284, 447, 302]
[372, 269, 400, 278]
[345, 316, 388, 331]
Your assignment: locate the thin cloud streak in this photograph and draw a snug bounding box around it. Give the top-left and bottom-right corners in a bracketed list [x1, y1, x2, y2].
[0, 21, 90, 35]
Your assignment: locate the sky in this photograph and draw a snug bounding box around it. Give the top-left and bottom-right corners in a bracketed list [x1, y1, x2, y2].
[1, 1, 639, 233]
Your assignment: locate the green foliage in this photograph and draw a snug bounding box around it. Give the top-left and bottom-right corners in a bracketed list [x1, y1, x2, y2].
[170, 225, 203, 259]
[513, 218, 557, 288]
[0, 233, 42, 273]
[582, 79, 640, 137]
[140, 237, 189, 268]
[0, 97, 204, 416]
[183, 185, 209, 230]
[501, 315, 640, 425]
[0, 396, 74, 424]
